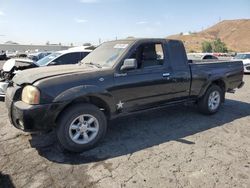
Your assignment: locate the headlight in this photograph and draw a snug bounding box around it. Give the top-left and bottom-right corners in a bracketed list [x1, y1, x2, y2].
[22, 85, 40, 104]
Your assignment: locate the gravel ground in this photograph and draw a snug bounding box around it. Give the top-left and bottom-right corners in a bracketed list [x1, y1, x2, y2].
[0, 64, 250, 187]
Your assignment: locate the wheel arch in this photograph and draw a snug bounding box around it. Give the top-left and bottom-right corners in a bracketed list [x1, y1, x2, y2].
[55, 95, 112, 125]
[198, 78, 226, 101]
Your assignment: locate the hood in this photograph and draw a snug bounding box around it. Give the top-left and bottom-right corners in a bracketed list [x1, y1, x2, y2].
[2, 58, 34, 72]
[2, 59, 16, 72]
[13, 64, 97, 85]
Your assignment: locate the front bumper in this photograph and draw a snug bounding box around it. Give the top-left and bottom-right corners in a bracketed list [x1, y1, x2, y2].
[5, 94, 67, 132]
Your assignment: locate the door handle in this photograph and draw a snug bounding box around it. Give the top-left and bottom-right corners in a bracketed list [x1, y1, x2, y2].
[163, 73, 170, 77]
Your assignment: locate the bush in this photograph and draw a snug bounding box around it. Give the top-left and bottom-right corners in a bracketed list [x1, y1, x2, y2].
[213, 38, 228, 53]
[201, 39, 228, 53]
[202, 41, 212, 53]
[189, 50, 197, 53]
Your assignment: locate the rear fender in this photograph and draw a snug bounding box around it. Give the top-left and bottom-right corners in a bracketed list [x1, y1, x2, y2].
[198, 76, 227, 99]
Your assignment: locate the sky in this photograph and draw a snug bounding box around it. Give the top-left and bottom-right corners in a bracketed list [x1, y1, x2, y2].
[0, 0, 249, 45]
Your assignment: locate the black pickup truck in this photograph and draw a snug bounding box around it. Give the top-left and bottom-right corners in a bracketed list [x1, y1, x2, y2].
[5, 38, 244, 152]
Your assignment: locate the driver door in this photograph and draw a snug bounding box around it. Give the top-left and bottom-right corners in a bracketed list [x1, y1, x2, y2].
[110, 41, 173, 112]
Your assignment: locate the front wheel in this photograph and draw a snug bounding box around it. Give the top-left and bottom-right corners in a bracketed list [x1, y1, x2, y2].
[198, 85, 223, 115]
[56, 104, 107, 153]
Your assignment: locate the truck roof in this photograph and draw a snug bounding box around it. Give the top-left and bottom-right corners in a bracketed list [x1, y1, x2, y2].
[107, 38, 180, 43]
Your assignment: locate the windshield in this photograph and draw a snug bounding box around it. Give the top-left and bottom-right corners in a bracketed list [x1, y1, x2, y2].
[35, 52, 62, 66]
[81, 41, 132, 68]
[234, 54, 250, 59]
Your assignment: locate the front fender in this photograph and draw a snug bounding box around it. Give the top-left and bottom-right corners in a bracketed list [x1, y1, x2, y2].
[53, 85, 116, 115]
[54, 85, 111, 102]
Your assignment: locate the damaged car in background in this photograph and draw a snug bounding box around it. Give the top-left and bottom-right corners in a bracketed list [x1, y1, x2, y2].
[0, 46, 93, 98]
[27, 51, 52, 62]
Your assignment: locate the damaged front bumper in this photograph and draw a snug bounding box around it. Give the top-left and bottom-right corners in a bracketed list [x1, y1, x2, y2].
[5, 87, 68, 132]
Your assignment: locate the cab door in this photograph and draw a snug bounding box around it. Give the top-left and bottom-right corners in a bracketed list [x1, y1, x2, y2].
[110, 41, 175, 112]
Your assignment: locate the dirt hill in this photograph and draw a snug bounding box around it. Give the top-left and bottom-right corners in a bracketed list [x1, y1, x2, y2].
[167, 19, 250, 52]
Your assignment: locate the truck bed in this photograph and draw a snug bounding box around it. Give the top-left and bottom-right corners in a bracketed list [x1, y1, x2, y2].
[189, 60, 244, 97]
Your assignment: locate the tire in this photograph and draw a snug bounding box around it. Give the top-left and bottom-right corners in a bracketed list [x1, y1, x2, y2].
[56, 103, 107, 153]
[198, 85, 223, 115]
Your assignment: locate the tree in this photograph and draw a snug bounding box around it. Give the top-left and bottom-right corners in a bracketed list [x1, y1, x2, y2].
[201, 38, 228, 53]
[213, 38, 228, 53]
[202, 41, 212, 53]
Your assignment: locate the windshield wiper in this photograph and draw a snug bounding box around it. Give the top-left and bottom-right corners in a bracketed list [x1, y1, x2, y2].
[84, 62, 102, 68]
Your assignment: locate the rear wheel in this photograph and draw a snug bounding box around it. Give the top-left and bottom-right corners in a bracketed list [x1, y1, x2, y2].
[198, 85, 223, 115]
[56, 103, 107, 152]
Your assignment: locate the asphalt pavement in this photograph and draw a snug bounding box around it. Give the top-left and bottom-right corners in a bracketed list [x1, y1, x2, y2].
[0, 72, 250, 187]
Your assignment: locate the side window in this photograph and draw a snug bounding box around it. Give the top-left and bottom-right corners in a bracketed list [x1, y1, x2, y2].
[203, 55, 217, 60]
[155, 44, 164, 60]
[128, 43, 164, 69]
[54, 52, 81, 65]
[246, 54, 250, 59]
[203, 55, 210, 59]
[155, 44, 164, 64]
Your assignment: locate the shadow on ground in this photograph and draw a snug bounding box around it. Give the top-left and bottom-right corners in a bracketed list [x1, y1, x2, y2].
[29, 99, 250, 164]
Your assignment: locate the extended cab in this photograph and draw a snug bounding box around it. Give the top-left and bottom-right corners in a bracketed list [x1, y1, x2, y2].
[5, 39, 244, 152]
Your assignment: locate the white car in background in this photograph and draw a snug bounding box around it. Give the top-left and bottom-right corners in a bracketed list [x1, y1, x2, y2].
[234, 53, 250, 73]
[187, 53, 218, 61]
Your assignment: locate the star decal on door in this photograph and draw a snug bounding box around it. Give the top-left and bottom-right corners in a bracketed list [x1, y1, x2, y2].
[116, 100, 124, 110]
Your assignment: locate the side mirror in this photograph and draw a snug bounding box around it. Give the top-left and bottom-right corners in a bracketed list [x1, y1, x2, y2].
[121, 59, 137, 71]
